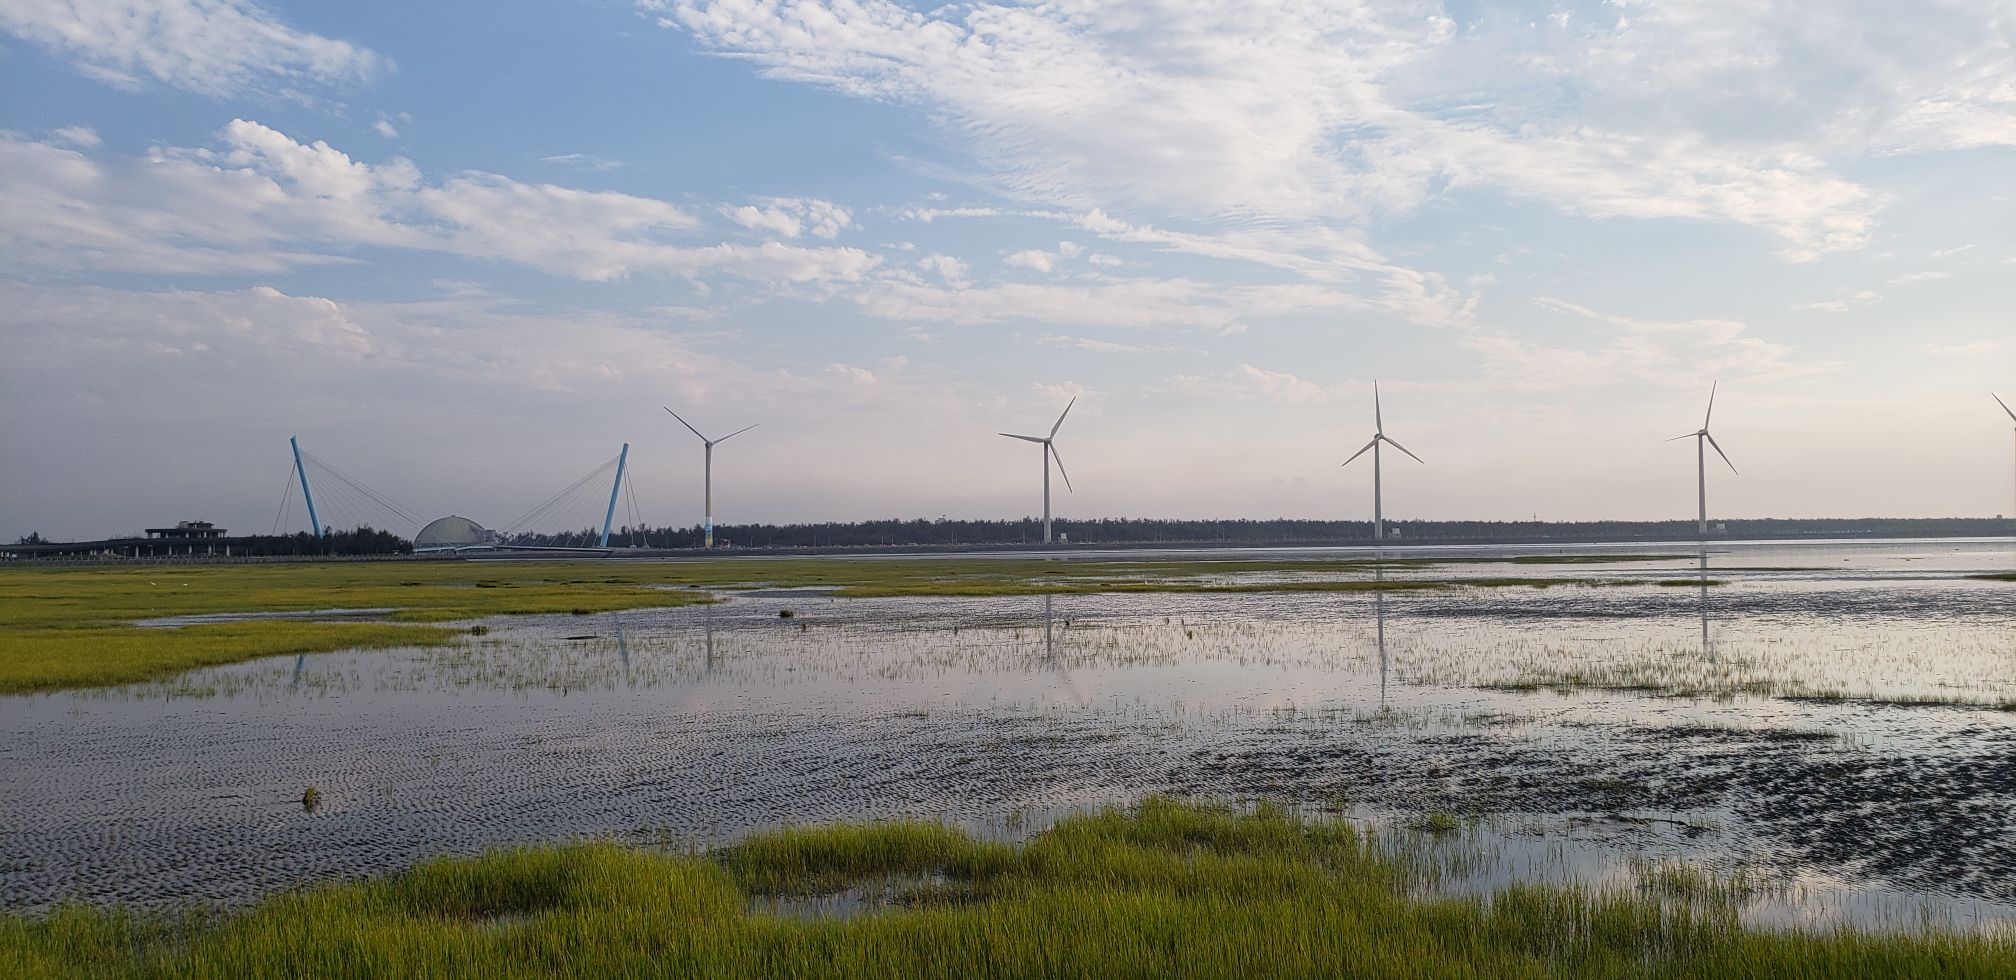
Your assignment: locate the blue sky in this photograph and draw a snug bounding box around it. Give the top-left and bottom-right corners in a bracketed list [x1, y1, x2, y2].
[3, 0, 2013, 540]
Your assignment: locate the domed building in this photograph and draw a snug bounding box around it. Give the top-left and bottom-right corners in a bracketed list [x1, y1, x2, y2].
[413, 515, 496, 553]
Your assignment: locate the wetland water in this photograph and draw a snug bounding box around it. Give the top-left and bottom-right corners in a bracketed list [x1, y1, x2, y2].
[4, 540, 2014, 930]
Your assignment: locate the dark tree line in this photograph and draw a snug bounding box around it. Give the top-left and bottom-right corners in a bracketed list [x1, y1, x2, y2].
[241, 527, 414, 555]
[497, 515, 2012, 550]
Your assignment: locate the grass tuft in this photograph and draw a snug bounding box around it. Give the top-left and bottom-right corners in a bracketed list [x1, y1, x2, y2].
[5, 798, 2010, 978]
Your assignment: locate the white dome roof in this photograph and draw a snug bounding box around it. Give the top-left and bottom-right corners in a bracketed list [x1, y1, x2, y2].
[414, 515, 492, 547]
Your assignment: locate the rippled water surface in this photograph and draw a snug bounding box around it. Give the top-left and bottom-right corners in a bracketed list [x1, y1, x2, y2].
[5, 539, 2015, 930]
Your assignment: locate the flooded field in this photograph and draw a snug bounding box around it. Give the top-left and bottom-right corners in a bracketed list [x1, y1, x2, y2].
[4, 539, 2013, 933]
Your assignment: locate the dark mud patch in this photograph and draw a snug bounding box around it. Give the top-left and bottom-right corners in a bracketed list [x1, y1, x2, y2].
[1170, 721, 2016, 903]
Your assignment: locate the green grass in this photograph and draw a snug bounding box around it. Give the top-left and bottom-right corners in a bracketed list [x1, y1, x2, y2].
[3, 798, 2007, 978]
[0, 562, 724, 694]
[0, 622, 462, 694]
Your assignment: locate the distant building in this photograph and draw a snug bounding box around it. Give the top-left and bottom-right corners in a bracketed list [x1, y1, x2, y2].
[144, 521, 225, 539]
[414, 515, 496, 553]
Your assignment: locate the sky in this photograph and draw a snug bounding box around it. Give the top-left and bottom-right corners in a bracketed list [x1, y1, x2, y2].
[2, 0, 2013, 541]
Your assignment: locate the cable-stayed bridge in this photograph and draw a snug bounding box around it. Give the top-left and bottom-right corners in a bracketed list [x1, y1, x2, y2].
[277, 438, 647, 552]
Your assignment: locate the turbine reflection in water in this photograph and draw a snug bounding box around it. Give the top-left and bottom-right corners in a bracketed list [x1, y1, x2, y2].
[1698, 547, 1712, 660]
[1041, 593, 1086, 707]
[1375, 562, 1389, 712]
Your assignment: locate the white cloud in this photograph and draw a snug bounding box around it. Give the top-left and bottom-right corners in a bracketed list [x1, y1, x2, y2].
[1157, 365, 1347, 404]
[853, 277, 1384, 332]
[50, 125, 101, 147]
[1030, 381, 1086, 405]
[1792, 287, 1884, 312]
[653, 0, 1984, 259]
[1886, 271, 1952, 284]
[1002, 249, 1055, 273]
[726, 197, 853, 238]
[918, 253, 969, 287]
[1472, 297, 1833, 391]
[372, 118, 399, 139]
[1925, 340, 2003, 356]
[0, 0, 384, 97]
[541, 152, 625, 171]
[0, 125, 879, 284]
[1038, 334, 1187, 355]
[900, 206, 1002, 222]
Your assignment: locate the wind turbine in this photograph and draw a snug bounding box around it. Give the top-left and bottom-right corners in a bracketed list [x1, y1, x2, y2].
[664, 408, 757, 549]
[1000, 397, 1075, 544]
[1667, 382, 1737, 536]
[1341, 382, 1423, 541]
[1996, 394, 2016, 520]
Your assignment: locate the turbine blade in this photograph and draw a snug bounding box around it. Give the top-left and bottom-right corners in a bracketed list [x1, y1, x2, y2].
[1383, 435, 1425, 464]
[1704, 380, 1718, 428]
[1049, 442, 1073, 492]
[1996, 393, 2016, 423]
[1050, 396, 1076, 438]
[1341, 438, 1378, 467]
[1705, 432, 1738, 474]
[664, 408, 708, 442]
[1664, 432, 1699, 442]
[1374, 380, 1383, 434]
[999, 432, 1047, 444]
[716, 423, 759, 444]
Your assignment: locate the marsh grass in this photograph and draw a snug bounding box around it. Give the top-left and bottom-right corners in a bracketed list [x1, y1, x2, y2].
[0, 622, 461, 693]
[4, 798, 2007, 978]
[0, 563, 719, 693]
[0, 556, 1688, 693]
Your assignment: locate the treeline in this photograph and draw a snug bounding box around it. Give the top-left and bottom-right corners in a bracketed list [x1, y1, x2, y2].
[232, 527, 414, 555]
[501, 516, 2013, 550]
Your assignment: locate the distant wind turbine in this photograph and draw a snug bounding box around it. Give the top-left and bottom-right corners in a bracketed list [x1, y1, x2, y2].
[664, 408, 757, 549]
[1000, 397, 1075, 544]
[1996, 394, 2016, 519]
[1666, 382, 1736, 536]
[1341, 382, 1423, 541]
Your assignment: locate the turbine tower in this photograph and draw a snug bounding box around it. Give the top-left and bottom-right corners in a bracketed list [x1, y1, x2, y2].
[1341, 382, 1423, 541]
[1667, 382, 1737, 536]
[664, 408, 757, 549]
[1000, 397, 1075, 544]
[1997, 394, 2016, 519]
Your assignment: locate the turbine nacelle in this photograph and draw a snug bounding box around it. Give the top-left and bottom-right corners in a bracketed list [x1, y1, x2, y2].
[665, 407, 757, 448]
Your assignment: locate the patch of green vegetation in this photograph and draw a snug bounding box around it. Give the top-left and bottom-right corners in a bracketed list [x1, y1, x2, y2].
[0, 622, 459, 694]
[1415, 811, 1463, 834]
[5, 798, 2008, 978]
[0, 562, 722, 694]
[0, 563, 714, 632]
[1967, 572, 2016, 582]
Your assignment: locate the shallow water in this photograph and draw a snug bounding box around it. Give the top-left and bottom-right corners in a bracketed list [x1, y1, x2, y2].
[3, 539, 2014, 930]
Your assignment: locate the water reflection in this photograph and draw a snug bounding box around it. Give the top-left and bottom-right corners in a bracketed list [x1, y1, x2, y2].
[1040, 593, 1085, 706]
[1698, 546, 1712, 659]
[704, 601, 716, 673]
[1375, 565, 1389, 711]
